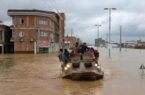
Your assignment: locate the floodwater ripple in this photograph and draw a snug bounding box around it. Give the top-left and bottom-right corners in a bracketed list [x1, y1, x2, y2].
[0, 49, 145, 95]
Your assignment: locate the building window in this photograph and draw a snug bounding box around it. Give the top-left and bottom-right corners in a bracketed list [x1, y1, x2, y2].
[18, 18, 24, 24]
[39, 31, 48, 37]
[26, 16, 29, 28]
[0, 31, 2, 40]
[25, 24, 29, 28]
[38, 20, 48, 25]
[19, 31, 24, 37]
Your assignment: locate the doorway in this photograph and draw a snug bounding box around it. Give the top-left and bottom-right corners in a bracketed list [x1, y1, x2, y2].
[0, 46, 2, 54]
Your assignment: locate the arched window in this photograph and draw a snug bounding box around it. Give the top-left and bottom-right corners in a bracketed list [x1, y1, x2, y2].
[18, 18, 24, 24]
[19, 31, 24, 37]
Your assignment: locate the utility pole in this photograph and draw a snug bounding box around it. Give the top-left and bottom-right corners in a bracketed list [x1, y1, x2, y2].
[120, 26, 122, 52]
[104, 8, 117, 57]
[71, 28, 73, 37]
[37, 28, 40, 53]
[106, 32, 108, 48]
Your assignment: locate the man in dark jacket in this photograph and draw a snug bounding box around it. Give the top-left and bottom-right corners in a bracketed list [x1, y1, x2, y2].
[79, 43, 89, 54]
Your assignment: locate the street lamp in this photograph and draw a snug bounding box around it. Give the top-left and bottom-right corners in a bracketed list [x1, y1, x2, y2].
[104, 8, 117, 57]
[94, 24, 101, 49]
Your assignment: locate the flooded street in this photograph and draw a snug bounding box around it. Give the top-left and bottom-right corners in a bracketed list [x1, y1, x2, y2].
[0, 48, 145, 95]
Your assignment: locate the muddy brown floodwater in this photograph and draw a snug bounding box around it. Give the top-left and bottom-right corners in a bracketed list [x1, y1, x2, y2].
[0, 48, 145, 95]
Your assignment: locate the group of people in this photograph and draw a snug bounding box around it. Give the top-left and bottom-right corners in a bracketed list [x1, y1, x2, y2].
[58, 42, 99, 67]
[71, 42, 88, 55]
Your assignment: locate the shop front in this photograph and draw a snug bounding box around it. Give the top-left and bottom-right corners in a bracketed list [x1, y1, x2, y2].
[37, 41, 49, 53]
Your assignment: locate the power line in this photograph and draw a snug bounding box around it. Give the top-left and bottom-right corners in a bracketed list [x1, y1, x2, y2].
[71, 28, 73, 37]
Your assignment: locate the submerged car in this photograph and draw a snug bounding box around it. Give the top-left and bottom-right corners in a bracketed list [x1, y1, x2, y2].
[61, 53, 104, 80]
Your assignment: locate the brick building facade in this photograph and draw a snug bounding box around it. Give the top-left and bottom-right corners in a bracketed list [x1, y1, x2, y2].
[8, 9, 65, 53]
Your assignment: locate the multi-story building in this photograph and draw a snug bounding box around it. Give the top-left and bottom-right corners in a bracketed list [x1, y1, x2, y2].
[0, 23, 14, 54]
[8, 9, 65, 53]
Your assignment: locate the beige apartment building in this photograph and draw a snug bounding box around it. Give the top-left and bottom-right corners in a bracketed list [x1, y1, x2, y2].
[8, 9, 65, 53]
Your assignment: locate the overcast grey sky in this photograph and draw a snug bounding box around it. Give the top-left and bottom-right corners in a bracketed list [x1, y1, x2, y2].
[1, 0, 145, 44]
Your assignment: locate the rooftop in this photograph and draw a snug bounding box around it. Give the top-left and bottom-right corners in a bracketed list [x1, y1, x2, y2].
[8, 9, 56, 14]
[0, 23, 8, 27]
